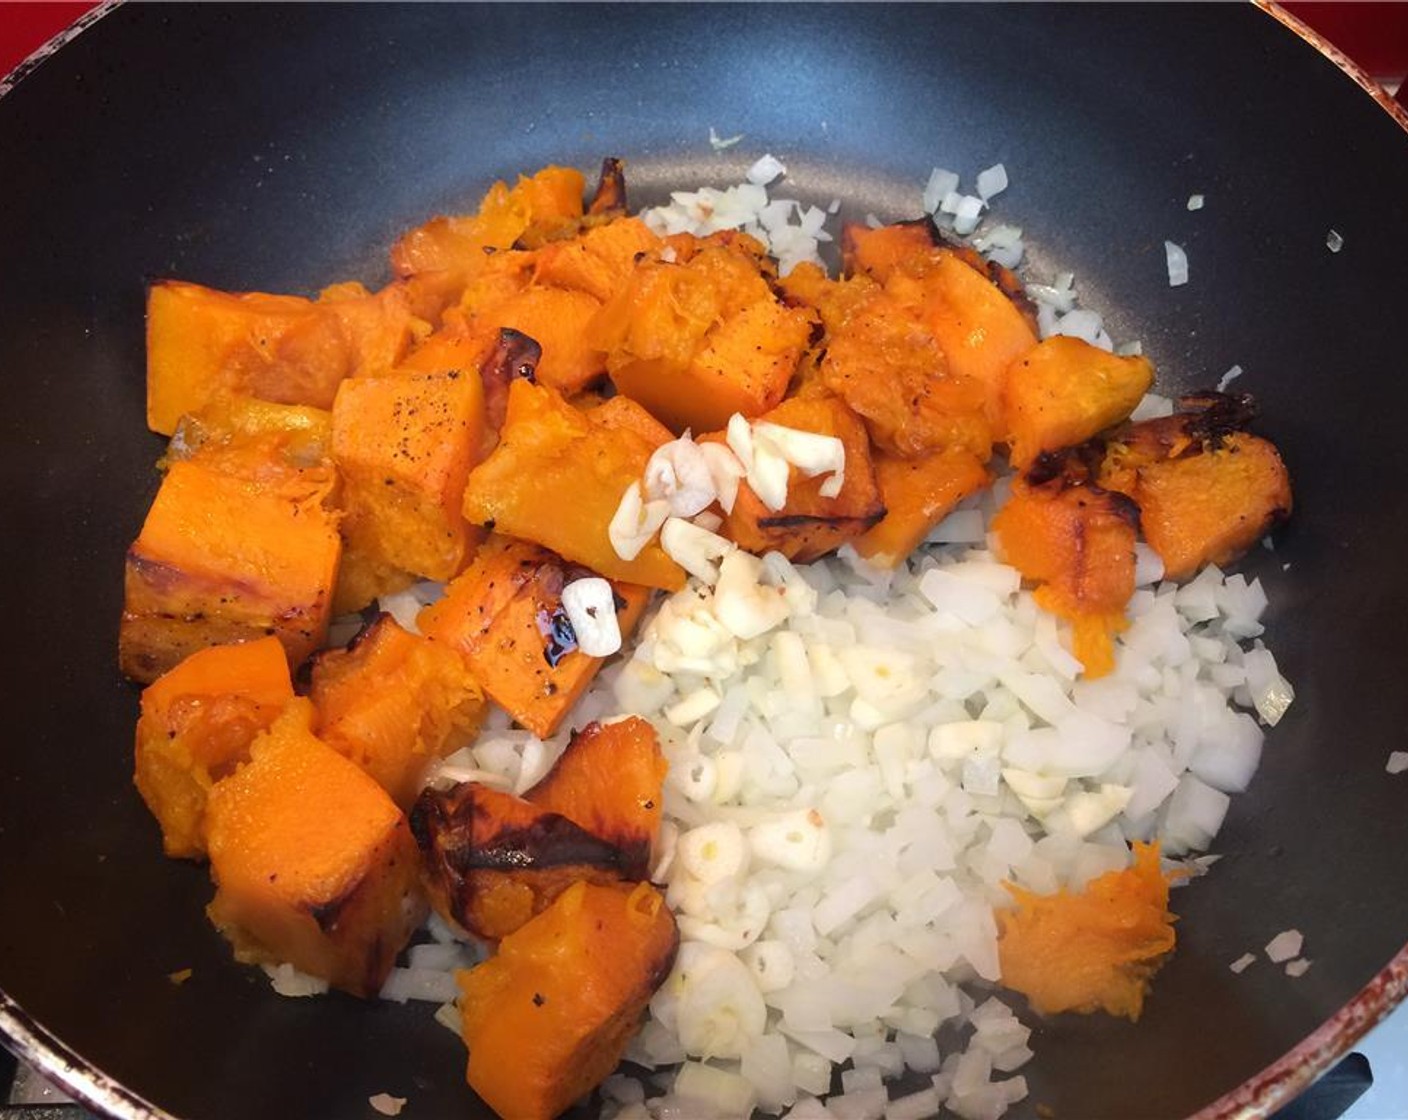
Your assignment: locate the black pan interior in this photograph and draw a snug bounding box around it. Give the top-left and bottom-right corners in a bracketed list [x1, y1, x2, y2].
[2, 4, 1407, 1119]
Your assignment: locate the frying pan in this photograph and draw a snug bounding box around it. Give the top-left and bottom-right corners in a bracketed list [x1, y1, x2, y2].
[2, 4, 1406, 1119]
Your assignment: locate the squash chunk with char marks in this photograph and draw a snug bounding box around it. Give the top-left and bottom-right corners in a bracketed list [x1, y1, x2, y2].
[120, 447, 341, 684]
[134, 636, 294, 860]
[330, 369, 485, 607]
[1098, 395, 1293, 581]
[1003, 336, 1154, 469]
[309, 615, 486, 810]
[412, 782, 636, 941]
[457, 880, 679, 1120]
[855, 447, 990, 568]
[204, 700, 425, 997]
[589, 235, 815, 434]
[418, 536, 652, 739]
[461, 379, 684, 590]
[145, 279, 421, 436]
[524, 717, 666, 881]
[992, 473, 1139, 678]
[711, 393, 885, 562]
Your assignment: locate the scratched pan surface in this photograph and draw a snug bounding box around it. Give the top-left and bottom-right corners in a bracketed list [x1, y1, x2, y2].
[1, 4, 1407, 1118]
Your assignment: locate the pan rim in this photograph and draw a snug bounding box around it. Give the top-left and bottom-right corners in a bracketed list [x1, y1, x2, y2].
[0, 4, 1405, 1119]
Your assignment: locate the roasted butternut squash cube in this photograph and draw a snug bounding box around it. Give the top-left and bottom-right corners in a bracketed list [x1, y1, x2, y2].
[146, 279, 422, 437]
[785, 266, 991, 460]
[590, 241, 814, 433]
[457, 880, 678, 1120]
[331, 370, 486, 596]
[461, 380, 684, 590]
[1003, 336, 1154, 469]
[921, 251, 1039, 433]
[841, 219, 937, 283]
[164, 397, 333, 477]
[524, 717, 666, 880]
[309, 615, 487, 809]
[204, 700, 425, 997]
[120, 457, 341, 683]
[390, 165, 585, 281]
[419, 536, 652, 739]
[714, 393, 885, 562]
[412, 782, 634, 941]
[992, 476, 1139, 677]
[1119, 432, 1291, 581]
[475, 286, 605, 395]
[855, 448, 990, 567]
[533, 216, 661, 303]
[134, 636, 294, 860]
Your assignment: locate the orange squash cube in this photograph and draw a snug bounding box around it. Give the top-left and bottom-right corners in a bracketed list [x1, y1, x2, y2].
[309, 615, 487, 809]
[474, 285, 605, 395]
[457, 880, 678, 1120]
[134, 636, 294, 860]
[419, 536, 652, 739]
[714, 393, 885, 562]
[532, 216, 662, 303]
[331, 370, 486, 595]
[204, 700, 426, 997]
[1003, 336, 1154, 469]
[590, 241, 814, 433]
[120, 456, 341, 683]
[855, 447, 991, 567]
[461, 380, 684, 590]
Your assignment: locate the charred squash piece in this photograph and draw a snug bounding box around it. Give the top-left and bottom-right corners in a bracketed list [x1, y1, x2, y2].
[917, 251, 1039, 434]
[997, 841, 1178, 1020]
[309, 615, 487, 809]
[204, 700, 426, 997]
[119, 456, 341, 684]
[146, 279, 422, 436]
[457, 880, 679, 1120]
[589, 237, 815, 433]
[473, 285, 605, 395]
[134, 636, 294, 860]
[461, 379, 684, 590]
[1097, 395, 1292, 580]
[419, 536, 652, 739]
[389, 165, 585, 281]
[783, 264, 992, 460]
[330, 369, 485, 606]
[411, 782, 634, 941]
[855, 447, 990, 567]
[1002, 336, 1154, 469]
[524, 717, 666, 880]
[991, 471, 1139, 677]
[586, 157, 628, 217]
[712, 393, 886, 562]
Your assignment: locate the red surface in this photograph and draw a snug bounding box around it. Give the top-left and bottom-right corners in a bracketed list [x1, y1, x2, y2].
[2, 3, 1407, 89]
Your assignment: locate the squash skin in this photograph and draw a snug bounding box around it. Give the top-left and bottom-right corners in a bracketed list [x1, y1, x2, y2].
[418, 536, 652, 739]
[134, 636, 293, 860]
[309, 615, 486, 810]
[204, 700, 425, 998]
[456, 880, 679, 1120]
[461, 379, 684, 590]
[411, 782, 635, 941]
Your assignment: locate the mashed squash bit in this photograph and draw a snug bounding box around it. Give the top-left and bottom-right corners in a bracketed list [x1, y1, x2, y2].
[996, 841, 1178, 1020]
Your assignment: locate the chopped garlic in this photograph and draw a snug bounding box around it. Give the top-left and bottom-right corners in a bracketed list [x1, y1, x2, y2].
[609, 480, 669, 560]
[666, 685, 723, 728]
[660, 517, 735, 584]
[677, 820, 748, 884]
[740, 940, 796, 993]
[753, 421, 846, 498]
[700, 441, 747, 514]
[560, 577, 621, 657]
[713, 551, 790, 640]
[1053, 783, 1133, 838]
[644, 438, 718, 518]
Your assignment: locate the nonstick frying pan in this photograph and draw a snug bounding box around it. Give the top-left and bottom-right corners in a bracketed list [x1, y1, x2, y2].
[2, 4, 1407, 1118]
